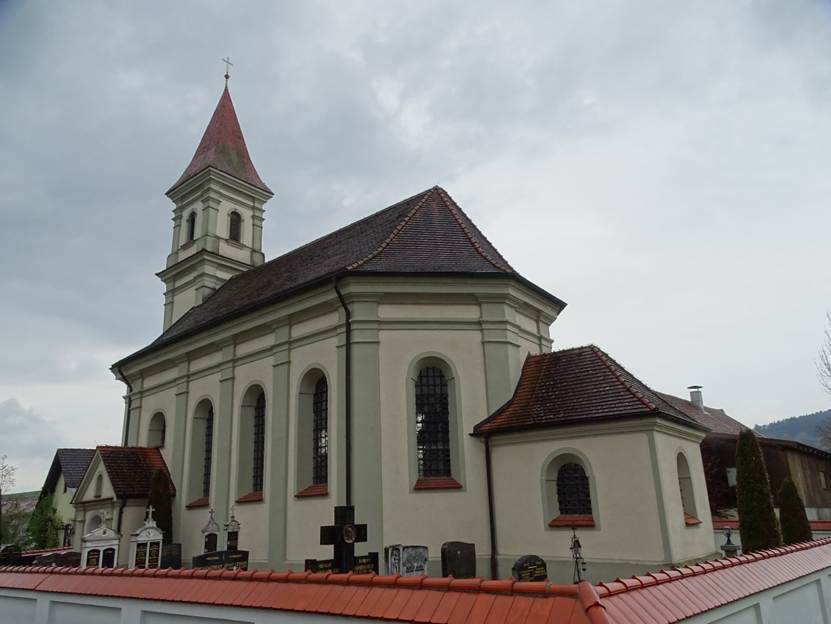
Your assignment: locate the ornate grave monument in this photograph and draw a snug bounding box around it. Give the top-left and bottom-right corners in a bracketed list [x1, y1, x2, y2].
[129, 506, 164, 569]
[385, 545, 429, 576]
[306, 505, 378, 574]
[81, 514, 120, 568]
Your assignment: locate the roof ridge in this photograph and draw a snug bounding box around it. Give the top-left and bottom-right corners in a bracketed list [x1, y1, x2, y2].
[346, 188, 435, 270]
[434, 187, 513, 272]
[589, 346, 658, 411]
[597, 538, 831, 597]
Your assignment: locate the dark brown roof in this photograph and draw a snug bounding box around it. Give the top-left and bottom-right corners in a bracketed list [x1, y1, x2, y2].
[97, 447, 175, 500]
[117, 186, 563, 366]
[41, 449, 94, 496]
[168, 85, 271, 194]
[656, 392, 747, 436]
[474, 345, 705, 435]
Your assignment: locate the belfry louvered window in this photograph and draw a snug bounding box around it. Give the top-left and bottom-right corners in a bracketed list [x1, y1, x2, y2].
[252, 392, 265, 492]
[186, 212, 196, 242]
[202, 407, 213, 498]
[229, 211, 242, 242]
[556, 462, 592, 515]
[312, 378, 328, 485]
[415, 366, 452, 478]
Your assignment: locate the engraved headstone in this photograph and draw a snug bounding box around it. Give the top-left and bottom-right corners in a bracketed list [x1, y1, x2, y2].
[441, 541, 476, 579]
[160, 544, 182, 569]
[511, 554, 548, 582]
[353, 552, 379, 575]
[385, 545, 429, 576]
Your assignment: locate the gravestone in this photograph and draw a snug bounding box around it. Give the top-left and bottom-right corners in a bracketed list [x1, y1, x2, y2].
[160, 544, 182, 569]
[319, 505, 367, 573]
[305, 558, 336, 573]
[385, 545, 429, 576]
[192, 549, 249, 570]
[441, 541, 476, 578]
[130, 506, 164, 569]
[201, 509, 220, 554]
[353, 552, 379, 574]
[511, 554, 548, 582]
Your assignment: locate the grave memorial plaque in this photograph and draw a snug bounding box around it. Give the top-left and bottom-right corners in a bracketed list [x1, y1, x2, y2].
[135, 543, 148, 569]
[86, 549, 100, 567]
[161, 544, 182, 569]
[353, 552, 379, 575]
[148, 542, 161, 568]
[441, 541, 476, 579]
[511, 555, 548, 582]
[386, 545, 429, 576]
[305, 558, 336, 573]
[204, 533, 218, 553]
[192, 550, 249, 570]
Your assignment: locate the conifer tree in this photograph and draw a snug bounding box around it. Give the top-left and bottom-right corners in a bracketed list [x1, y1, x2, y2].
[778, 477, 812, 545]
[736, 428, 782, 552]
[147, 470, 173, 544]
[27, 494, 60, 549]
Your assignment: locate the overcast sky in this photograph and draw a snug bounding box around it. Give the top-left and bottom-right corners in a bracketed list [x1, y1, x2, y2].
[1, 1, 830, 491]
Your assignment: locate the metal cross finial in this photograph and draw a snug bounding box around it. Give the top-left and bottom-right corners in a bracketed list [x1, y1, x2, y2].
[146, 505, 155, 522]
[221, 56, 234, 84]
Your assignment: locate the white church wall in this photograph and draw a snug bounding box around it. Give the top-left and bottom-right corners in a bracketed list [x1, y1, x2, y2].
[377, 325, 491, 571]
[489, 426, 666, 581]
[651, 429, 718, 564]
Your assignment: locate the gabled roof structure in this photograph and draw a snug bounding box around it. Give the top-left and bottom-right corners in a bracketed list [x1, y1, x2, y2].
[168, 85, 271, 194]
[83, 447, 175, 500]
[656, 392, 747, 436]
[41, 449, 94, 496]
[474, 345, 705, 435]
[116, 186, 564, 366]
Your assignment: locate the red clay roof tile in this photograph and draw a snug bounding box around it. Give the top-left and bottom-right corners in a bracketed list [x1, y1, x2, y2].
[96, 446, 175, 499]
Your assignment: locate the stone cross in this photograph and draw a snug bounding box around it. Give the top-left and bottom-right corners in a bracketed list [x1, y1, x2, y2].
[320, 506, 367, 573]
[146, 505, 155, 522]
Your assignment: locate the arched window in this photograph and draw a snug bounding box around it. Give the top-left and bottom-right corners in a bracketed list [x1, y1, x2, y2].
[312, 378, 329, 485]
[148, 412, 165, 448]
[677, 453, 699, 523]
[557, 463, 592, 515]
[188, 400, 214, 504]
[94, 474, 103, 498]
[186, 212, 196, 242]
[296, 370, 329, 496]
[415, 366, 451, 478]
[544, 454, 595, 527]
[229, 211, 242, 243]
[237, 386, 266, 499]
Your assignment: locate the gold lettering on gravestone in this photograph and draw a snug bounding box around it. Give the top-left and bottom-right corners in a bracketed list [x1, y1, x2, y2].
[148, 542, 161, 568]
[86, 549, 100, 567]
[135, 543, 148, 568]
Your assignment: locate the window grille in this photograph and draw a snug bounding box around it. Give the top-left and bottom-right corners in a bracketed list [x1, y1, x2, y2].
[557, 462, 592, 515]
[312, 378, 328, 485]
[186, 212, 196, 242]
[229, 212, 242, 242]
[202, 407, 213, 498]
[415, 366, 451, 478]
[252, 392, 265, 492]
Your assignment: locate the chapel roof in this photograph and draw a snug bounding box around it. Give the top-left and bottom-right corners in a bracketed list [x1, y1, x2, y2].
[41, 449, 95, 496]
[116, 185, 564, 366]
[95, 446, 175, 500]
[168, 85, 271, 194]
[655, 391, 748, 436]
[473, 345, 705, 435]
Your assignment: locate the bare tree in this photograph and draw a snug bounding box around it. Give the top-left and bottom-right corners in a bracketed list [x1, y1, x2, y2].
[0, 455, 16, 545]
[820, 313, 831, 396]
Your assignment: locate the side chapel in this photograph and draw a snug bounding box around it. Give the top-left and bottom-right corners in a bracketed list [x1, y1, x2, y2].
[70, 79, 718, 580]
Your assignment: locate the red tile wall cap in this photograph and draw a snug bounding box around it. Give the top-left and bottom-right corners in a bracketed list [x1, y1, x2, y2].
[448, 577, 482, 591]
[479, 579, 514, 593]
[371, 574, 400, 586]
[328, 572, 352, 584]
[251, 570, 271, 581]
[348, 573, 375, 585]
[577, 581, 609, 624]
[513, 581, 549, 594]
[422, 576, 453, 590]
[395, 575, 425, 587]
[287, 571, 310, 582]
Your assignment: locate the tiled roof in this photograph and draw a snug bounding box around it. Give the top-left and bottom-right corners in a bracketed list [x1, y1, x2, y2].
[168, 85, 271, 194]
[41, 448, 94, 495]
[0, 567, 606, 624]
[474, 346, 704, 435]
[117, 186, 562, 366]
[656, 392, 747, 436]
[712, 518, 831, 532]
[97, 446, 175, 500]
[597, 539, 831, 624]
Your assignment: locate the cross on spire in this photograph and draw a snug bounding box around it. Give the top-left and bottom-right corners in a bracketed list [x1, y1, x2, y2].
[221, 56, 234, 84]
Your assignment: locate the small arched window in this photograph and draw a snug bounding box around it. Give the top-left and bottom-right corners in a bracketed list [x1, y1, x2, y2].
[94, 474, 103, 498]
[557, 463, 592, 516]
[677, 453, 699, 523]
[312, 378, 329, 485]
[545, 455, 595, 527]
[415, 366, 451, 478]
[229, 211, 242, 243]
[148, 412, 165, 448]
[186, 212, 196, 242]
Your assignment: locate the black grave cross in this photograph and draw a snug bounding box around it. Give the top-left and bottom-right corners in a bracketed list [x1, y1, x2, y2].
[320, 505, 367, 573]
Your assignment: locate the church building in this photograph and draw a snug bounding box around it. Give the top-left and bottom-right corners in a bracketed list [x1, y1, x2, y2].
[69, 79, 718, 580]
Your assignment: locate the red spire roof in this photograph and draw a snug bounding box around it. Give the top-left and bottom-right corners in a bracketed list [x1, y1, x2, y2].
[168, 85, 271, 194]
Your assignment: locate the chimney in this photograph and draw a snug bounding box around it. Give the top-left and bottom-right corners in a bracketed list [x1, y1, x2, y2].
[688, 385, 704, 410]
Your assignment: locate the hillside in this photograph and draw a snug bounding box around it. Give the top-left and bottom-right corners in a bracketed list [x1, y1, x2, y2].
[755, 409, 831, 449]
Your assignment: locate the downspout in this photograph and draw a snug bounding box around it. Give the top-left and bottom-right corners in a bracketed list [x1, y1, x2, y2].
[117, 365, 133, 446]
[484, 434, 499, 579]
[115, 498, 127, 534]
[334, 277, 352, 507]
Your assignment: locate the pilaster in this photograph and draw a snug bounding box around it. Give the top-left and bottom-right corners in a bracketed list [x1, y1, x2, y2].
[267, 323, 291, 569]
[215, 342, 236, 526]
[172, 358, 190, 544]
[478, 298, 522, 414]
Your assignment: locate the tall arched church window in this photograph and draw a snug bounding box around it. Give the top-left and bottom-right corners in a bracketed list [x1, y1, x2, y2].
[229, 211, 242, 243]
[253, 392, 265, 492]
[415, 367, 451, 478]
[148, 412, 165, 448]
[677, 453, 700, 525]
[312, 378, 328, 485]
[186, 212, 196, 242]
[202, 407, 213, 498]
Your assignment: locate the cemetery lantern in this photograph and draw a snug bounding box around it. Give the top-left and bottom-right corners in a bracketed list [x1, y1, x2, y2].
[224, 508, 240, 551]
[201, 509, 220, 553]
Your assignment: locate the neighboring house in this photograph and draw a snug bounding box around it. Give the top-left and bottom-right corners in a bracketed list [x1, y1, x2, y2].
[71, 446, 175, 561]
[39, 449, 94, 544]
[658, 388, 831, 547]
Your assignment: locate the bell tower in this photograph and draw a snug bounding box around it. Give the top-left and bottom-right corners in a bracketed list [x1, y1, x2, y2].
[158, 80, 273, 330]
